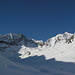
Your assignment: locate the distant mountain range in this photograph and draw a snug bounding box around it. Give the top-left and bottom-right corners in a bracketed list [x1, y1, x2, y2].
[0, 32, 75, 75]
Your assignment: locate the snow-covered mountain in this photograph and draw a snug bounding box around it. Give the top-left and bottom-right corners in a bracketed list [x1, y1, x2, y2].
[1, 32, 75, 75]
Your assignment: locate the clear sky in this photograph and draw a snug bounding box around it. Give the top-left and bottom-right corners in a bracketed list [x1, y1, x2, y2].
[0, 0, 75, 41]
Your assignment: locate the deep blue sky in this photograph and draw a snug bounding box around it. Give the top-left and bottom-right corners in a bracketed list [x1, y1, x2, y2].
[0, 0, 75, 41]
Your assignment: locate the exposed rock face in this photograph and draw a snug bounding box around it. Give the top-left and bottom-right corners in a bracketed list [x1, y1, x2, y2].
[0, 33, 27, 45]
[0, 33, 38, 53]
[46, 32, 74, 47]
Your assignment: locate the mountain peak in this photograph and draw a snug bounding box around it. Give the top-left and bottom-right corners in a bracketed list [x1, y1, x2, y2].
[64, 32, 71, 34]
[46, 32, 74, 47]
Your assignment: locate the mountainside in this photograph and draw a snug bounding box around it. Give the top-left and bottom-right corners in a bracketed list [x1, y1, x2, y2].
[1, 32, 75, 75]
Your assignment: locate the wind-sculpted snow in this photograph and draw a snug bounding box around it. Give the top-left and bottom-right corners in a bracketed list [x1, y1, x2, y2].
[0, 32, 75, 75]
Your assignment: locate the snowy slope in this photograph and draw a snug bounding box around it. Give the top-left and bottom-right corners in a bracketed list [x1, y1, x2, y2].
[1, 32, 75, 75]
[18, 32, 75, 62]
[0, 54, 41, 75]
[0, 53, 75, 75]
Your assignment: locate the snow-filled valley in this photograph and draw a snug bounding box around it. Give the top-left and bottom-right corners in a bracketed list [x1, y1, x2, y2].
[1, 32, 75, 75]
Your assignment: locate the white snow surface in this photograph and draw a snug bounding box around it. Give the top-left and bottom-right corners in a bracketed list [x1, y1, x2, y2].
[1, 32, 75, 75]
